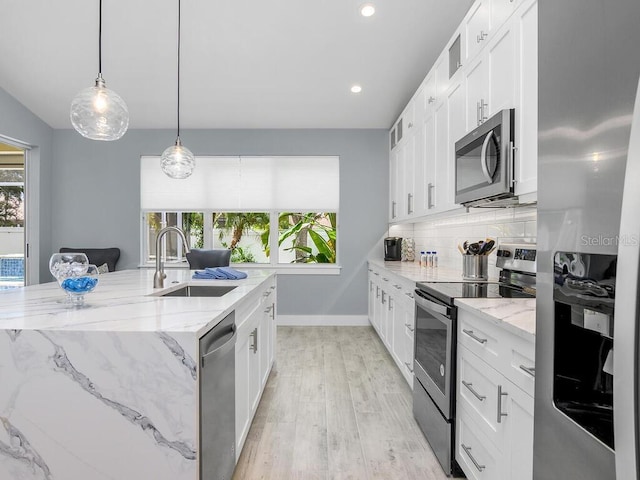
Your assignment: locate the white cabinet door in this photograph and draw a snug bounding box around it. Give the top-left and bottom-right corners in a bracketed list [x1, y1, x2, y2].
[434, 99, 451, 213]
[513, 0, 537, 197]
[487, 20, 517, 116]
[248, 323, 261, 413]
[260, 303, 271, 388]
[444, 80, 466, 212]
[465, 55, 489, 131]
[389, 146, 402, 221]
[391, 295, 406, 369]
[491, 0, 518, 31]
[235, 327, 251, 457]
[422, 111, 437, 212]
[408, 111, 426, 217]
[465, 0, 491, 61]
[501, 379, 534, 480]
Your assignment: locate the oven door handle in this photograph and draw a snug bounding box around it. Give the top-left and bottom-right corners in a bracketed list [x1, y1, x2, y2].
[480, 130, 495, 184]
[414, 290, 450, 317]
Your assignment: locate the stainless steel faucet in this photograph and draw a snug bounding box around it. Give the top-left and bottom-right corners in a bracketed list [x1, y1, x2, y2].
[153, 226, 191, 288]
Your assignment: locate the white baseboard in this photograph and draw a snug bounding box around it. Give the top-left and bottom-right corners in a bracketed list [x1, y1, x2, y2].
[277, 315, 370, 326]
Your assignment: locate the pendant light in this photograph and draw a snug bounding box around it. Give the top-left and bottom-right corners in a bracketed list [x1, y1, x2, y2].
[161, 0, 195, 179]
[70, 0, 129, 141]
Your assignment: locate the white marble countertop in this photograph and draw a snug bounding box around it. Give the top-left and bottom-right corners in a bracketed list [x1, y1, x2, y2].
[368, 258, 499, 283]
[455, 297, 536, 341]
[0, 268, 274, 336]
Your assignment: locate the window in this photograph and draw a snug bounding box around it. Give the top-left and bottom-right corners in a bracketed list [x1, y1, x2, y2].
[140, 156, 339, 269]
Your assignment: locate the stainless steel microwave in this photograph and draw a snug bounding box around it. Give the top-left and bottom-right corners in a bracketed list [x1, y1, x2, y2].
[454, 109, 515, 207]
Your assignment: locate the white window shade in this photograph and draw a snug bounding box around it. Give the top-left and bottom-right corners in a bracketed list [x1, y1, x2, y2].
[141, 156, 339, 211]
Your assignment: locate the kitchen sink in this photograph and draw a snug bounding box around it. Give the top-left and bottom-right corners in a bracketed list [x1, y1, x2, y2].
[159, 285, 238, 297]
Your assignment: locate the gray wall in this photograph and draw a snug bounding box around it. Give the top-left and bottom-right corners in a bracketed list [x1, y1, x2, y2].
[51, 129, 389, 315]
[0, 87, 53, 281]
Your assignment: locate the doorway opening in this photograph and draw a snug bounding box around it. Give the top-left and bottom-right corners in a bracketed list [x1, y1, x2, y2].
[0, 142, 26, 289]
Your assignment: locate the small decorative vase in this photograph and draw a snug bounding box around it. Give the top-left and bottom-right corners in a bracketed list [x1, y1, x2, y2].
[49, 253, 100, 306]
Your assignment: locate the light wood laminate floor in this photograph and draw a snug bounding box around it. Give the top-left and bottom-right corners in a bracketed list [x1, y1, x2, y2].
[233, 326, 455, 480]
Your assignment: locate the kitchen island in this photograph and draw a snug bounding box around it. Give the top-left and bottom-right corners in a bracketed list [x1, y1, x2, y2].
[0, 268, 275, 480]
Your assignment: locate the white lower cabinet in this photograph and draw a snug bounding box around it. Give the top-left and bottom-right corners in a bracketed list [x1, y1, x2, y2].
[456, 309, 534, 480]
[235, 276, 277, 460]
[368, 263, 415, 388]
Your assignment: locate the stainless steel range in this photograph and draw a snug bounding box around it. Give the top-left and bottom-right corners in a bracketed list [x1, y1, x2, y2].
[412, 242, 537, 476]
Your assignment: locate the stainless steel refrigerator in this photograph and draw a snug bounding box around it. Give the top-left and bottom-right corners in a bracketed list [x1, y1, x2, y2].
[535, 0, 640, 479]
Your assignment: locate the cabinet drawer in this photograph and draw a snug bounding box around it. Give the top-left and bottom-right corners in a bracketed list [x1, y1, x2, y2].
[504, 333, 535, 397]
[456, 407, 500, 480]
[458, 311, 501, 369]
[458, 344, 504, 444]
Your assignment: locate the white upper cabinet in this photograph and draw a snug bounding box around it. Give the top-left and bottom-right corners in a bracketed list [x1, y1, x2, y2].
[491, 0, 519, 30]
[388, 0, 537, 223]
[465, 0, 491, 61]
[464, 15, 517, 131]
[513, 0, 537, 198]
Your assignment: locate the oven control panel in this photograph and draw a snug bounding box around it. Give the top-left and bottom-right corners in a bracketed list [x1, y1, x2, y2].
[496, 243, 537, 273]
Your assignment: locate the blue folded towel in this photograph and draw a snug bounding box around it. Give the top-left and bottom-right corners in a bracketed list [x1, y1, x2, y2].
[192, 267, 248, 280]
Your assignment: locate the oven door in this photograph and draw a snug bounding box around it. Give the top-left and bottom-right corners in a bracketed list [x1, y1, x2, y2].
[454, 108, 514, 205]
[414, 289, 455, 419]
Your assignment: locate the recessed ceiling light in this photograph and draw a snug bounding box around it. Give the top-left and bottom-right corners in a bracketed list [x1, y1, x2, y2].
[360, 3, 375, 17]
[351, 85, 363, 94]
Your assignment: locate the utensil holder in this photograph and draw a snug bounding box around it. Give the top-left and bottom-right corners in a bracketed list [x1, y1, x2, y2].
[462, 255, 488, 280]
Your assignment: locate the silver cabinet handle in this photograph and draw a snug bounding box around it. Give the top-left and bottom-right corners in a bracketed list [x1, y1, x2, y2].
[404, 361, 414, 373]
[462, 381, 486, 401]
[519, 365, 536, 377]
[408, 193, 413, 214]
[497, 385, 508, 423]
[480, 99, 488, 123]
[457, 61, 463, 69]
[476, 31, 487, 43]
[428, 96, 435, 104]
[408, 122, 413, 129]
[263, 291, 271, 297]
[509, 141, 517, 187]
[477, 100, 482, 126]
[462, 329, 488, 344]
[264, 306, 272, 313]
[388, 297, 393, 311]
[405, 292, 414, 299]
[271, 302, 275, 319]
[391, 200, 397, 218]
[376, 286, 380, 299]
[374, 272, 380, 276]
[368, 268, 373, 272]
[270, 285, 276, 290]
[461, 444, 486, 472]
[382, 277, 389, 282]
[393, 284, 402, 289]
[250, 328, 258, 354]
[427, 182, 435, 209]
[381, 291, 386, 304]
[404, 323, 415, 332]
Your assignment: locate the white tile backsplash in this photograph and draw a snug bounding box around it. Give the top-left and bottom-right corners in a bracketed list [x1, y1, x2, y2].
[390, 206, 537, 278]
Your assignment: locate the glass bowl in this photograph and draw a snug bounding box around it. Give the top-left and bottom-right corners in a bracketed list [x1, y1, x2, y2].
[49, 253, 100, 306]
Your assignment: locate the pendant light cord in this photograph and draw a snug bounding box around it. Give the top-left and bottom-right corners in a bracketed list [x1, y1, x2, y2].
[177, 0, 182, 139]
[98, 0, 103, 74]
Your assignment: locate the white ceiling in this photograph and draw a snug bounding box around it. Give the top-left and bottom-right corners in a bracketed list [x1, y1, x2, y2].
[0, 0, 473, 130]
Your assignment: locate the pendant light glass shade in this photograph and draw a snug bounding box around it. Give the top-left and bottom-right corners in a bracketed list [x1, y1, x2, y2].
[161, 138, 195, 179]
[162, 0, 195, 179]
[70, 74, 129, 141]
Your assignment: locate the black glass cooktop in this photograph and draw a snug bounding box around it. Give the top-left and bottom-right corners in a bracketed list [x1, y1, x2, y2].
[417, 281, 536, 304]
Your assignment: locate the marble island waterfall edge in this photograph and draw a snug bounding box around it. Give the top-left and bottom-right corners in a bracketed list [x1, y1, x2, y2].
[0, 328, 198, 480]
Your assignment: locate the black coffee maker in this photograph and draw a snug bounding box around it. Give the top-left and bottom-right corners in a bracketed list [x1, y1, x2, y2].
[384, 237, 402, 261]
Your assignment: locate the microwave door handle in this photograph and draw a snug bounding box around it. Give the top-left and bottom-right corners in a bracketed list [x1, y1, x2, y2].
[480, 130, 495, 184]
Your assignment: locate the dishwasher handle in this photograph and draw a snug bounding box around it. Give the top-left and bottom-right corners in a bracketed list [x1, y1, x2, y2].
[201, 324, 237, 368]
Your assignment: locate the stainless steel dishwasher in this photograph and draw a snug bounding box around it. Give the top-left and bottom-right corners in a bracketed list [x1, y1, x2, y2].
[200, 311, 236, 480]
